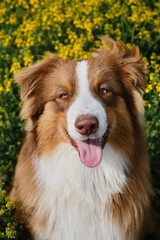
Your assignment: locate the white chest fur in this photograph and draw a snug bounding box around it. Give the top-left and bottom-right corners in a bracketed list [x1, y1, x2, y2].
[34, 143, 128, 240]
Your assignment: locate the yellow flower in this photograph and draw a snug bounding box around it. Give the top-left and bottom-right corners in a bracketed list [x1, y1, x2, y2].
[0, 85, 4, 93]
[6, 201, 15, 210]
[144, 62, 149, 68]
[6, 231, 12, 238]
[148, 103, 151, 108]
[145, 88, 150, 94]
[156, 84, 160, 92]
[148, 84, 153, 90]
[5, 197, 10, 203]
[0, 209, 4, 215]
[10, 61, 21, 74]
[1, 190, 6, 197]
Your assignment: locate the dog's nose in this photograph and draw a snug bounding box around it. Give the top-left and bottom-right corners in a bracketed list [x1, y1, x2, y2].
[75, 115, 99, 136]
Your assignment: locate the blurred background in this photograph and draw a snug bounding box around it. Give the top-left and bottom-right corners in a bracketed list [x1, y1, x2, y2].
[0, 0, 160, 239]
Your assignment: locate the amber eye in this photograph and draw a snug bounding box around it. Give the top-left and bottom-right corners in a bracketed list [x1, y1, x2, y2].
[99, 88, 109, 94]
[59, 93, 68, 99]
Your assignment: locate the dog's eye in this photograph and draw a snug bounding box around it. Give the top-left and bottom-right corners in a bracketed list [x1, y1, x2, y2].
[99, 88, 109, 94]
[59, 93, 68, 99]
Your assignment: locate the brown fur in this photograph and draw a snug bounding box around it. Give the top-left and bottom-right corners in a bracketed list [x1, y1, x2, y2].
[10, 37, 153, 239]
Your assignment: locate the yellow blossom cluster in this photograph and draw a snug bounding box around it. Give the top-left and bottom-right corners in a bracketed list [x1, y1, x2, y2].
[0, 180, 18, 239]
[144, 53, 160, 103]
[5, 222, 17, 238]
[0, 0, 159, 113]
[0, 0, 159, 75]
[0, 0, 159, 62]
[0, 0, 159, 132]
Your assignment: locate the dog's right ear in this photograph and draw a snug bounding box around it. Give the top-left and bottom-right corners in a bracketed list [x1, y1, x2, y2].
[15, 60, 44, 100]
[15, 54, 61, 100]
[15, 54, 62, 120]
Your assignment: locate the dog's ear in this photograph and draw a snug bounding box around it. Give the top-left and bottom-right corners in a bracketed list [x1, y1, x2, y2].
[98, 37, 147, 115]
[120, 43, 147, 91]
[98, 36, 147, 91]
[118, 42, 147, 116]
[15, 55, 62, 120]
[119, 42, 147, 115]
[15, 54, 62, 100]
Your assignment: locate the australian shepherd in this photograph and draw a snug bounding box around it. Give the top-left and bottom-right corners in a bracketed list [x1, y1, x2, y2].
[10, 37, 153, 240]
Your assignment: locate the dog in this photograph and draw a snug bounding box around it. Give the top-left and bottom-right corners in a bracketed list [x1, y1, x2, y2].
[10, 37, 153, 240]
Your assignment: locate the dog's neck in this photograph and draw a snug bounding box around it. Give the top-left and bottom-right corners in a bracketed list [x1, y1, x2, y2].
[33, 143, 128, 240]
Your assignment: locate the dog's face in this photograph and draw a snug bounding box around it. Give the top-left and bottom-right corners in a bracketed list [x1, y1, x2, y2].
[15, 37, 146, 167]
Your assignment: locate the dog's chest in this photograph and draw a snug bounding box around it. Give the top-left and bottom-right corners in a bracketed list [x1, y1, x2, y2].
[34, 143, 128, 240]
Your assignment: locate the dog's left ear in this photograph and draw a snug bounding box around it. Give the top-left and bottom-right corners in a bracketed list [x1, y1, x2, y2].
[121, 44, 147, 115]
[98, 37, 147, 91]
[122, 45, 147, 115]
[121, 44, 147, 91]
[98, 37, 147, 115]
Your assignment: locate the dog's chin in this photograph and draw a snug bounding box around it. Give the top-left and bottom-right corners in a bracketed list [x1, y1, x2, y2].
[67, 128, 109, 168]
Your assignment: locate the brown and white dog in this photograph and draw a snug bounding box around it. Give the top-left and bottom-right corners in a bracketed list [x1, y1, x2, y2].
[10, 37, 153, 240]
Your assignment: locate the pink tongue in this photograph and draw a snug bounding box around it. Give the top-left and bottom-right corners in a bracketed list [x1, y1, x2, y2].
[76, 139, 102, 168]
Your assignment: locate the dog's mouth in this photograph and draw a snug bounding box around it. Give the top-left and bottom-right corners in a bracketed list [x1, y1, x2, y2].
[67, 128, 109, 168]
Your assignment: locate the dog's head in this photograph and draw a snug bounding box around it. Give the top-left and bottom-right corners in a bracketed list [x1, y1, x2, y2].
[15, 37, 146, 167]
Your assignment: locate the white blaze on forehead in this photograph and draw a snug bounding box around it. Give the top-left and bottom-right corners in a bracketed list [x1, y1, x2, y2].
[67, 60, 107, 140]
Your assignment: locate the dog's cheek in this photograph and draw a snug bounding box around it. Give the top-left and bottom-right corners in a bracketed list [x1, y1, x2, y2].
[106, 98, 135, 156]
[36, 104, 58, 149]
[55, 100, 69, 112]
[36, 102, 69, 155]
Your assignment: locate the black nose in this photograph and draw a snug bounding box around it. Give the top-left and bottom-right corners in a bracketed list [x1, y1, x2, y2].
[75, 114, 99, 136]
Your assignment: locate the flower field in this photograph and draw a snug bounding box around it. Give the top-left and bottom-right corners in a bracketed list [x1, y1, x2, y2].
[0, 0, 160, 238]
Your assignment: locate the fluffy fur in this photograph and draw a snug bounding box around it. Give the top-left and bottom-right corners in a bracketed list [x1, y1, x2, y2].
[10, 37, 153, 240]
